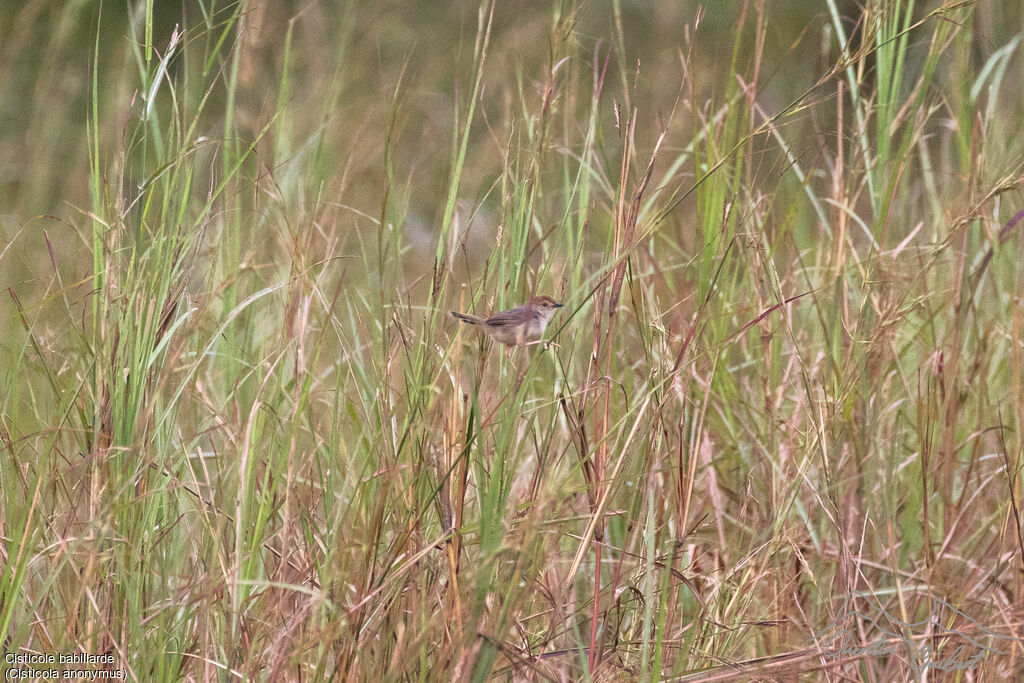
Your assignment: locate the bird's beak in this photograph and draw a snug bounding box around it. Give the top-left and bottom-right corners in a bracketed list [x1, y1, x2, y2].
[554, 302, 564, 308]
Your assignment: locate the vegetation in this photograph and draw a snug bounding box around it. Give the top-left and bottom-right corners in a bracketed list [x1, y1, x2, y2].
[2, 0, 1024, 679]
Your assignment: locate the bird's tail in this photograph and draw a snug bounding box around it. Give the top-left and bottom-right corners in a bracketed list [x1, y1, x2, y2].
[450, 311, 483, 325]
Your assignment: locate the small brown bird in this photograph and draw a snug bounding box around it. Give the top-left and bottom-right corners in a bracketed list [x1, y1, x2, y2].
[450, 295, 563, 346]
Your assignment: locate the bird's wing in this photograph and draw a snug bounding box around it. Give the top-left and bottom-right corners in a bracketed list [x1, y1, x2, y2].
[485, 305, 532, 327]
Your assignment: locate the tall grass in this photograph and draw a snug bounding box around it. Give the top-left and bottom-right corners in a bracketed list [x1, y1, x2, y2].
[2, 0, 1024, 679]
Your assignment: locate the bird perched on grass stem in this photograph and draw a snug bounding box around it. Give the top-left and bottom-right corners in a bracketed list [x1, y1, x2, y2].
[450, 295, 563, 346]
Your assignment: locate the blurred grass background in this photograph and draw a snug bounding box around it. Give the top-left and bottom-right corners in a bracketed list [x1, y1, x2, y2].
[3, 0, 1024, 680]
